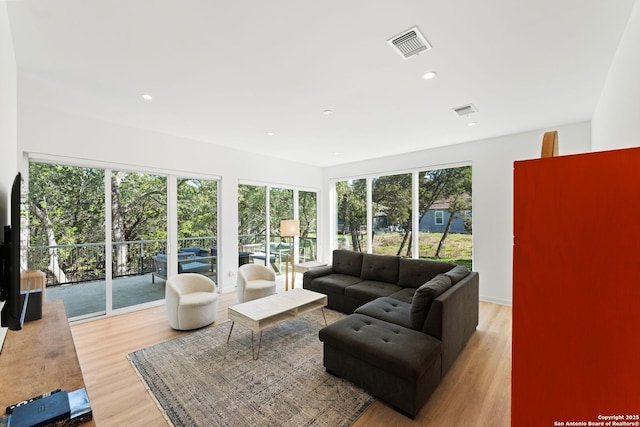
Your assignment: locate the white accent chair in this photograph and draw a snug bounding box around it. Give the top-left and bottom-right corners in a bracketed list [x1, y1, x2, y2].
[237, 264, 277, 303]
[166, 273, 219, 330]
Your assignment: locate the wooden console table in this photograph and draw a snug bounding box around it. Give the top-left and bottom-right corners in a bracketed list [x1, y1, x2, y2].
[0, 299, 94, 426]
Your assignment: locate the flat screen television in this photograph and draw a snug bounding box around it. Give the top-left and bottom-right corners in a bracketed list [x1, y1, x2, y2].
[1, 172, 26, 331]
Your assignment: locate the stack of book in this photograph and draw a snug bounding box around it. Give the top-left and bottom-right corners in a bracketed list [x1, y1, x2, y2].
[4, 388, 92, 427]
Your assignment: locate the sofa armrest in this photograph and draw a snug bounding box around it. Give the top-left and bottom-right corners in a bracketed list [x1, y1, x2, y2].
[304, 265, 333, 279]
[302, 265, 334, 287]
[424, 271, 479, 376]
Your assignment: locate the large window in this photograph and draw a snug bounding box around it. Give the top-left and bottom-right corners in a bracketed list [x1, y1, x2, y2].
[28, 163, 107, 318]
[334, 165, 472, 268]
[111, 170, 168, 311]
[238, 184, 268, 265]
[27, 160, 219, 320]
[177, 177, 218, 283]
[371, 173, 412, 256]
[299, 191, 318, 262]
[335, 179, 366, 252]
[238, 184, 319, 275]
[417, 166, 472, 268]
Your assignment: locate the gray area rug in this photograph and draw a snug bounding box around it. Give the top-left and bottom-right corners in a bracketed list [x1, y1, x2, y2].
[128, 309, 374, 427]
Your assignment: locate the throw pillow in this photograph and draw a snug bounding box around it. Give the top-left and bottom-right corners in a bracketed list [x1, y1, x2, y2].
[410, 274, 453, 330]
[444, 265, 470, 284]
[397, 258, 456, 288]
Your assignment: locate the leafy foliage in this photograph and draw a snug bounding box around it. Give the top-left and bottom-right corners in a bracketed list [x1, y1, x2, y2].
[336, 179, 367, 251]
[177, 178, 217, 238]
[238, 185, 266, 243]
[29, 163, 105, 246]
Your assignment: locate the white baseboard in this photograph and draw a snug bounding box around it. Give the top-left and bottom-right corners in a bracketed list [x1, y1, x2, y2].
[480, 295, 512, 306]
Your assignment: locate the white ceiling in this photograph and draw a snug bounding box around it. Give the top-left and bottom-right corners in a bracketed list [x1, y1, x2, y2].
[6, 0, 637, 167]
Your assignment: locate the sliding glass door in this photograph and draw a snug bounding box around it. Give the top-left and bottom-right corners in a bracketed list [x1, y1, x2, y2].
[299, 191, 318, 262]
[28, 163, 107, 318]
[177, 177, 218, 285]
[28, 159, 220, 320]
[238, 184, 318, 275]
[110, 170, 167, 311]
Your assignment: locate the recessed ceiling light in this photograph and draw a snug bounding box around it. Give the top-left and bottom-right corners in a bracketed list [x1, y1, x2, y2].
[267, 132, 275, 136]
[323, 110, 333, 115]
[141, 94, 153, 100]
[467, 122, 477, 127]
[422, 71, 437, 80]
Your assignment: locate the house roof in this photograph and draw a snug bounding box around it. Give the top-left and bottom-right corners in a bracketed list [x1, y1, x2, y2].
[5, 1, 636, 167]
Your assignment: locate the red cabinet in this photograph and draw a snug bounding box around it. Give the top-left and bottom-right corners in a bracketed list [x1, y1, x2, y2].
[513, 147, 640, 426]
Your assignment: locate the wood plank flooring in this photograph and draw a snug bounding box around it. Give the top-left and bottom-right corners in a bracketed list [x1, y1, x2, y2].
[71, 293, 511, 427]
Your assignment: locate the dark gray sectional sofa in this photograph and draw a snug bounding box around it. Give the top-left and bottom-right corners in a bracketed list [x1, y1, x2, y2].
[303, 249, 479, 418]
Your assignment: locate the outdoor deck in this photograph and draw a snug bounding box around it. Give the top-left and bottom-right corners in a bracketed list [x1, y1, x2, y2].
[46, 273, 167, 319]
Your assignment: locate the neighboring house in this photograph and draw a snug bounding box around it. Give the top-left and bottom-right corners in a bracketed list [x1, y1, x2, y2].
[419, 198, 471, 234]
[369, 199, 471, 234]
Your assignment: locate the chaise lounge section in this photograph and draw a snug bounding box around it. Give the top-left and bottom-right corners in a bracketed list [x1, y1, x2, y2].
[304, 250, 479, 417]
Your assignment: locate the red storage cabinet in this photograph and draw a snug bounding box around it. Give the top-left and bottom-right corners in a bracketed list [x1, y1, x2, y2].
[513, 147, 640, 426]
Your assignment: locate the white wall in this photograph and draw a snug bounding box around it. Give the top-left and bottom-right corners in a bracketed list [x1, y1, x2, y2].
[592, 0, 640, 150]
[323, 121, 592, 305]
[17, 105, 323, 292]
[0, 3, 17, 228]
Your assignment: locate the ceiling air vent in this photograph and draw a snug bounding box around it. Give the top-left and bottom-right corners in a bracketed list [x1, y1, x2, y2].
[387, 26, 432, 60]
[452, 104, 478, 116]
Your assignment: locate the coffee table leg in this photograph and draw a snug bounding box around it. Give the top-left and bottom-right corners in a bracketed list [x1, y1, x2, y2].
[250, 331, 263, 360]
[255, 332, 263, 360]
[321, 308, 327, 326]
[226, 321, 235, 343]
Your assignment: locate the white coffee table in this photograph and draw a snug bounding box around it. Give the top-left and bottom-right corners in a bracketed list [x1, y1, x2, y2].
[227, 288, 328, 359]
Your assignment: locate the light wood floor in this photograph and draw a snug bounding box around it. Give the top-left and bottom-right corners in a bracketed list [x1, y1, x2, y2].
[71, 292, 511, 427]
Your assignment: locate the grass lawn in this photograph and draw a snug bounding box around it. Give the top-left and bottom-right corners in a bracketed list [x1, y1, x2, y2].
[345, 231, 473, 269]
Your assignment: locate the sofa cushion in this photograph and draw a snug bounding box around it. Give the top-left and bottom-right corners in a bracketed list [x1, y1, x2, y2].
[344, 280, 402, 301]
[181, 247, 203, 256]
[179, 261, 211, 274]
[355, 297, 413, 329]
[360, 253, 399, 284]
[444, 265, 471, 284]
[397, 258, 456, 288]
[410, 274, 452, 330]
[319, 314, 442, 381]
[332, 250, 364, 277]
[306, 273, 363, 295]
[387, 287, 415, 304]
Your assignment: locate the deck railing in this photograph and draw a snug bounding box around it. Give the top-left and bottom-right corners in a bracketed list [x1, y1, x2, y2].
[28, 235, 315, 287]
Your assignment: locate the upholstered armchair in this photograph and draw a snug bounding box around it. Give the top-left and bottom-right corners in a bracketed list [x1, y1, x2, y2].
[237, 264, 277, 303]
[166, 273, 219, 330]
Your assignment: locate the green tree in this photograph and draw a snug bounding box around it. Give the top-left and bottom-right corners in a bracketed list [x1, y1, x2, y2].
[434, 166, 472, 257]
[28, 163, 105, 283]
[269, 187, 293, 239]
[237, 185, 266, 245]
[111, 171, 167, 275]
[177, 178, 217, 239]
[371, 173, 412, 255]
[336, 179, 366, 252]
